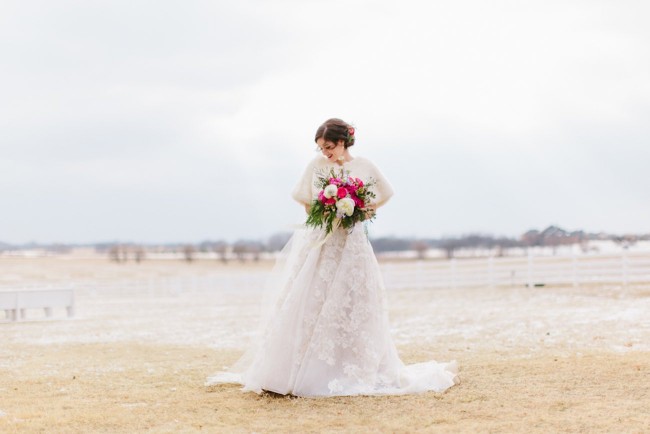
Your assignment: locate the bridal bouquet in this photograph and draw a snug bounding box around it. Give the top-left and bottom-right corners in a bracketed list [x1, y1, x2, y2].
[305, 168, 377, 235]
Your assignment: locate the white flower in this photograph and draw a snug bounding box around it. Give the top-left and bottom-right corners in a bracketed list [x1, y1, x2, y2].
[336, 197, 355, 217]
[323, 184, 338, 199]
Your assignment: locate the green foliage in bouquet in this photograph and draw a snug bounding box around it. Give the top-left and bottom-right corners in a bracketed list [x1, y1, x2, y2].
[305, 168, 377, 235]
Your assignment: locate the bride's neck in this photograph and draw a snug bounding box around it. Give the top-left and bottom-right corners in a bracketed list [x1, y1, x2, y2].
[335, 150, 354, 165]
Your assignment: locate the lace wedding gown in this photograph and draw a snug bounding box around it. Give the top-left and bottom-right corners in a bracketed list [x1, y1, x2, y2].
[206, 156, 459, 397]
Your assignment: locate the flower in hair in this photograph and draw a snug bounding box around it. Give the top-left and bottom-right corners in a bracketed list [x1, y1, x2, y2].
[348, 127, 355, 136]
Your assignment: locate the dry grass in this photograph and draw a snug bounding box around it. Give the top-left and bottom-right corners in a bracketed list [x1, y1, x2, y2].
[1, 256, 649, 432]
[1, 343, 648, 433]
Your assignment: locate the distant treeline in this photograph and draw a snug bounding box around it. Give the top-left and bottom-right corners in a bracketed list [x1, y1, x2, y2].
[1, 225, 648, 263]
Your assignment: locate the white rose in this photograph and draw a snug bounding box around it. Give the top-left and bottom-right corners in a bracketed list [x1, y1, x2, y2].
[324, 184, 338, 199]
[336, 197, 355, 217]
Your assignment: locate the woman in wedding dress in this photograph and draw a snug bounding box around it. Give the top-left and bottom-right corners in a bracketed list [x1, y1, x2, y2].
[206, 118, 459, 397]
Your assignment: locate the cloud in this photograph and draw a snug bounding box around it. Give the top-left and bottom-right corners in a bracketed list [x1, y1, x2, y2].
[1, 0, 649, 243]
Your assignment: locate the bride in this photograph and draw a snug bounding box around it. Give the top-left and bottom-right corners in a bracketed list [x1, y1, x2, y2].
[206, 118, 459, 397]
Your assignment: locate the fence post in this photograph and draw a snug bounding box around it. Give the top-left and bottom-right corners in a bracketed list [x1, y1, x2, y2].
[622, 249, 629, 289]
[526, 248, 533, 288]
[572, 249, 579, 288]
[450, 258, 457, 290]
[416, 261, 424, 290]
[488, 255, 494, 289]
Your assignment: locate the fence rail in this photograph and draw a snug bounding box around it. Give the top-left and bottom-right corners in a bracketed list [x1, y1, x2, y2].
[380, 250, 650, 290]
[1, 251, 648, 300]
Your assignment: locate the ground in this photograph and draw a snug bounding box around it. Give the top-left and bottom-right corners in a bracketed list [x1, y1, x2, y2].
[1, 256, 648, 433]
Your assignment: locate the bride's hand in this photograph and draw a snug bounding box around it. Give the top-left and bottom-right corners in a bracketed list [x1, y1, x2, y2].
[363, 205, 376, 220]
[304, 204, 311, 214]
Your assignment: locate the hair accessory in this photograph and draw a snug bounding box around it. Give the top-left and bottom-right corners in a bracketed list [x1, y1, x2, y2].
[348, 127, 355, 136]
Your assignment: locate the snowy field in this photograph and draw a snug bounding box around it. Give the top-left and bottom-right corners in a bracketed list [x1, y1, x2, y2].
[2, 254, 649, 354]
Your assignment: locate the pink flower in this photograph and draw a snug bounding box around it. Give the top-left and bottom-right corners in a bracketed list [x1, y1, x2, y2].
[319, 190, 336, 205]
[351, 193, 364, 208]
[329, 178, 342, 186]
[337, 187, 348, 199]
[355, 178, 363, 187]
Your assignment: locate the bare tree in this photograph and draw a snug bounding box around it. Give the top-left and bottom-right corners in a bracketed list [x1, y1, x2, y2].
[183, 245, 196, 262]
[268, 232, 292, 252]
[134, 246, 145, 263]
[440, 239, 460, 259]
[213, 241, 229, 264]
[411, 240, 429, 260]
[120, 246, 128, 262]
[249, 244, 261, 261]
[108, 245, 122, 263]
[232, 242, 248, 263]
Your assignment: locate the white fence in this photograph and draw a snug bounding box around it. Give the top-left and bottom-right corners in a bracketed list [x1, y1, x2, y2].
[0, 289, 75, 321]
[1, 252, 648, 312]
[0, 273, 270, 300]
[381, 250, 650, 290]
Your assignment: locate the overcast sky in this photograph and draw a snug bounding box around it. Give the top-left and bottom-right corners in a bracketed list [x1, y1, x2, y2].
[1, 0, 649, 244]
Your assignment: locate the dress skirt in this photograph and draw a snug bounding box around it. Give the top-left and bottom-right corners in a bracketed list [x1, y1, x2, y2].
[206, 223, 458, 397]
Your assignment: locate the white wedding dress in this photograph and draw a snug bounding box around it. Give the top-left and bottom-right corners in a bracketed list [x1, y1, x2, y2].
[206, 156, 459, 397]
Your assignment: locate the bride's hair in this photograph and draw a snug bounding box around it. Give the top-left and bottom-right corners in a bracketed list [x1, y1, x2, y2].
[315, 118, 356, 148]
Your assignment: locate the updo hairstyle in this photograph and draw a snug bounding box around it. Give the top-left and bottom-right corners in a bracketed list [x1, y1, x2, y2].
[314, 118, 356, 148]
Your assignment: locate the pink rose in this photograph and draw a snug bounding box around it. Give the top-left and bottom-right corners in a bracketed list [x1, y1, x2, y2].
[356, 178, 363, 187]
[337, 187, 348, 199]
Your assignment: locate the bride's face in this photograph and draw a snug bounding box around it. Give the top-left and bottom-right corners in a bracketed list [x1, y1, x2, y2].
[316, 137, 345, 163]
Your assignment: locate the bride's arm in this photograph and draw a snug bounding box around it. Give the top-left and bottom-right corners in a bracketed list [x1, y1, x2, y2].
[369, 161, 394, 208]
[363, 204, 377, 219]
